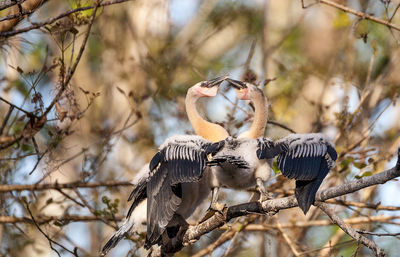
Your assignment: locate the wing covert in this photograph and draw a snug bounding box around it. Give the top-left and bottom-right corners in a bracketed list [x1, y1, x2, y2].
[273, 133, 337, 181]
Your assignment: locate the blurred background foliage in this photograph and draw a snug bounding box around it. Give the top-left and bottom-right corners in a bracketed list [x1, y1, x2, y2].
[0, 0, 400, 256]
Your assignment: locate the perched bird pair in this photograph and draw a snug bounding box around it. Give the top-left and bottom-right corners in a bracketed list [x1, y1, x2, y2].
[101, 77, 337, 256]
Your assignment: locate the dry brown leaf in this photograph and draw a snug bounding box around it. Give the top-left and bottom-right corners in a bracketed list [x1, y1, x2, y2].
[55, 102, 67, 122]
[23, 116, 47, 138]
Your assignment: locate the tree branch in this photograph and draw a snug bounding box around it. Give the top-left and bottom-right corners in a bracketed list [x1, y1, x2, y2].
[316, 0, 400, 32]
[181, 150, 400, 252]
[0, 0, 26, 11]
[0, 180, 132, 193]
[0, 215, 123, 225]
[315, 202, 385, 257]
[0, 0, 133, 38]
[0, 0, 47, 33]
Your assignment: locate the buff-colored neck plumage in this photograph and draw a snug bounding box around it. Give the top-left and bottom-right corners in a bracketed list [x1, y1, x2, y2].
[238, 88, 268, 139]
[185, 89, 229, 142]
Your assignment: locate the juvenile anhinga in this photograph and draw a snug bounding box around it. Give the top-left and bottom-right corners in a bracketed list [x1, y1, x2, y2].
[208, 79, 337, 214]
[101, 77, 227, 255]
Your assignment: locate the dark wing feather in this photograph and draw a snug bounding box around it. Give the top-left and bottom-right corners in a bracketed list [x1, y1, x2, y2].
[126, 178, 147, 218]
[273, 133, 336, 180]
[256, 138, 284, 159]
[277, 133, 337, 214]
[258, 133, 337, 214]
[144, 137, 212, 248]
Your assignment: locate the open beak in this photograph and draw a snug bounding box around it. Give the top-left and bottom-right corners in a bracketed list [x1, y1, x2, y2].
[201, 75, 228, 88]
[226, 78, 247, 89]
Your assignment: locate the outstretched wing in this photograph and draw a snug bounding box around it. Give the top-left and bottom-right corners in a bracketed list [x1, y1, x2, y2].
[145, 135, 214, 248]
[257, 133, 337, 214]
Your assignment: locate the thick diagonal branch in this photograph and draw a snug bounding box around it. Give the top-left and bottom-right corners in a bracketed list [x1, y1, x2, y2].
[315, 202, 385, 257]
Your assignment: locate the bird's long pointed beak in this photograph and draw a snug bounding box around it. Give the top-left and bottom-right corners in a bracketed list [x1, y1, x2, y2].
[201, 75, 228, 88]
[226, 78, 247, 89]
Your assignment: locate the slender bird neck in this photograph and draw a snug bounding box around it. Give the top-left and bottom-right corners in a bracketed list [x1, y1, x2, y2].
[185, 91, 229, 142]
[239, 90, 268, 139]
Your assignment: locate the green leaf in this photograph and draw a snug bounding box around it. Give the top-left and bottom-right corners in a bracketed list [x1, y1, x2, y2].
[353, 162, 367, 169]
[355, 171, 372, 179]
[333, 12, 351, 28]
[21, 144, 33, 153]
[272, 160, 281, 174]
[340, 157, 354, 170]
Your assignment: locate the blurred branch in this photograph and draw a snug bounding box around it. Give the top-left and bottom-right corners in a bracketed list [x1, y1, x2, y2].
[267, 120, 296, 133]
[262, 0, 269, 78]
[0, 180, 132, 192]
[315, 202, 385, 257]
[3, 213, 398, 228]
[276, 217, 301, 256]
[0, 215, 123, 224]
[173, 0, 218, 50]
[309, 0, 400, 32]
[42, 0, 101, 118]
[223, 215, 400, 230]
[192, 215, 259, 257]
[0, 105, 14, 135]
[0, 0, 47, 33]
[0, 0, 26, 11]
[326, 199, 400, 211]
[356, 230, 400, 237]
[0, 0, 133, 38]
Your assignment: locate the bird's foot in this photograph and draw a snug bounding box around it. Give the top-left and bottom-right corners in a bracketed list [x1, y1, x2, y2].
[259, 191, 273, 203]
[183, 239, 198, 246]
[199, 202, 226, 223]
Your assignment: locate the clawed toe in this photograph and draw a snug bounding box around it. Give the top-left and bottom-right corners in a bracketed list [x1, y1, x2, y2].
[259, 192, 273, 202]
[199, 202, 226, 223]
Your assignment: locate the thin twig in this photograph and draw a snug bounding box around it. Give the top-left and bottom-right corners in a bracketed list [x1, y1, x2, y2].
[267, 120, 296, 133]
[25, 203, 77, 256]
[42, 0, 102, 118]
[317, 0, 400, 31]
[0, 96, 37, 117]
[0, 105, 14, 135]
[326, 199, 400, 211]
[356, 230, 400, 237]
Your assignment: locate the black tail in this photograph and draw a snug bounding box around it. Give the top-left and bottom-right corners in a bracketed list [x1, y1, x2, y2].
[295, 178, 324, 214]
[101, 219, 134, 256]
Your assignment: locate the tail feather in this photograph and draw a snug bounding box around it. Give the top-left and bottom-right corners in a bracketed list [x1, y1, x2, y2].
[295, 178, 323, 214]
[101, 218, 134, 256]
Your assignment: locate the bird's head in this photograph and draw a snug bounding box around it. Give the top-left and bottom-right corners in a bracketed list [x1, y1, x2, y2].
[226, 78, 259, 100]
[191, 76, 228, 97]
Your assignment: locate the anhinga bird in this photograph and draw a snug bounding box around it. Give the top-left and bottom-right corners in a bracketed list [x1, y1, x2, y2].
[208, 79, 338, 214]
[102, 77, 338, 256]
[101, 77, 227, 255]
